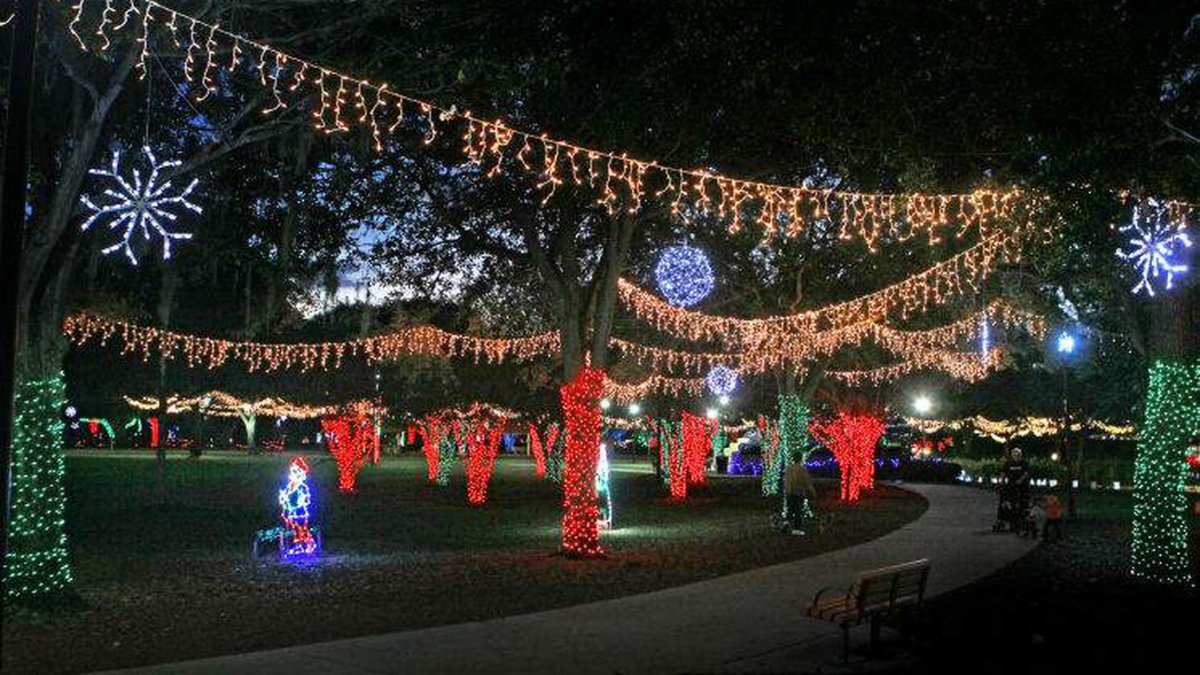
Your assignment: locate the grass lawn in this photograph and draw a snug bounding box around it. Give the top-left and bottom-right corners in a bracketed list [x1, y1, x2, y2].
[3, 450, 925, 674]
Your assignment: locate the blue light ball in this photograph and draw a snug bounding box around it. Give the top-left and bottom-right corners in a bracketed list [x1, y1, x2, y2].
[655, 245, 714, 307]
[706, 364, 739, 397]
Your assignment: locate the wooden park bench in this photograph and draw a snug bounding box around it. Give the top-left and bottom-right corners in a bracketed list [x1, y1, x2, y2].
[805, 558, 930, 660]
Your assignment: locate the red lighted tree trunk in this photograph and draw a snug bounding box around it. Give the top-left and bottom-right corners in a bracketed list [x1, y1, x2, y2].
[667, 421, 687, 500]
[419, 417, 448, 482]
[465, 418, 506, 504]
[681, 412, 711, 486]
[560, 366, 605, 557]
[528, 422, 559, 479]
[809, 412, 885, 501]
[322, 415, 374, 493]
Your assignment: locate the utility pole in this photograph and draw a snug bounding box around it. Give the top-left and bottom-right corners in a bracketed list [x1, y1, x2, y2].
[0, 0, 42, 588]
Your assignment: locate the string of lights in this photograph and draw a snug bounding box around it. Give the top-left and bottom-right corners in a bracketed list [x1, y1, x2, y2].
[606, 345, 1011, 398]
[611, 299, 1045, 375]
[422, 401, 524, 422]
[825, 348, 1005, 386]
[905, 415, 1137, 442]
[617, 230, 1024, 346]
[69, 0, 1027, 244]
[63, 313, 560, 372]
[122, 390, 375, 419]
[604, 373, 707, 403]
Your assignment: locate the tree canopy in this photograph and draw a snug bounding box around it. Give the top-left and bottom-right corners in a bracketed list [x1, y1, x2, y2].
[6, 0, 1197, 421]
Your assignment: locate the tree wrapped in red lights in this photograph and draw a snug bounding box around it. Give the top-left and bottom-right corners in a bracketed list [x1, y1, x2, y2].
[465, 419, 507, 505]
[321, 414, 376, 493]
[418, 417, 450, 483]
[681, 412, 713, 486]
[808, 411, 886, 501]
[649, 418, 687, 500]
[560, 367, 605, 557]
[527, 422, 560, 479]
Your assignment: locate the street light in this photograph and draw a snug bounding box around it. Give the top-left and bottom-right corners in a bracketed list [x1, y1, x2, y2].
[912, 394, 934, 416]
[1056, 330, 1077, 355]
[705, 407, 719, 419]
[600, 398, 611, 411]
[627, 402, 641, 416]
[1053, 327, 1083, 517]
[718, 394, 730, 406]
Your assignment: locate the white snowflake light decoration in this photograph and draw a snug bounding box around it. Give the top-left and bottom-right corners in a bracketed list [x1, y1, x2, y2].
[1115, 199, 1192, 296]
[80, 147, 201, 265]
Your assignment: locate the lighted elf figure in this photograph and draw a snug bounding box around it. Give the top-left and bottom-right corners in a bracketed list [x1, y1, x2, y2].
[596, 442, 613, 529]
[278, 456, 317, 557]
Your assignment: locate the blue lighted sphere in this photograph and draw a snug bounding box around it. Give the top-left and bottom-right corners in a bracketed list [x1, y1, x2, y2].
[655, 245, 714, 307]
[706, 364, 739, 397]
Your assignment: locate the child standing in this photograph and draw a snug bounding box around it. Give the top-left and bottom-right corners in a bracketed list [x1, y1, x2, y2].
[1042, 494, 1063, 542]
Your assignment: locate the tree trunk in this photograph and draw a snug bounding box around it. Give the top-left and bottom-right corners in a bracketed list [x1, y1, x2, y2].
[1130, 285, 1198, 584]
[17, 46, 138, 379]
[588, 213, 638, 368]
[262, 132, 312, 332]
[243, 258, 255, 335]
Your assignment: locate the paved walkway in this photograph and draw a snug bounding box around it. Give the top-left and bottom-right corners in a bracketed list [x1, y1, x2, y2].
[113, 484, 1034, 674]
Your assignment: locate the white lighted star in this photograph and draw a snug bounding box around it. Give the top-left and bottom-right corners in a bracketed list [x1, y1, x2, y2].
[80, 146, 201, 265]
[1115, 199, 1192, 296]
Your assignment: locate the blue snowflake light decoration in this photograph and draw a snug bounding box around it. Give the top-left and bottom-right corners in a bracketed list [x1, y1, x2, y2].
[80, 146, 201, 266]
[655, 245, 714, 307]
[1115, 199, 1192, 296]
[706, 364, 739, 397]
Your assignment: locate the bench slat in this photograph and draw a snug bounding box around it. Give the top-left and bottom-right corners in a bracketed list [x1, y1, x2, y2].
[808, 559, 930, 628]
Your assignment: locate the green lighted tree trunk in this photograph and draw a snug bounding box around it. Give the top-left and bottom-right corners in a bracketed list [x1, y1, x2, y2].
[1131, 286, 1198, 584]
[779, 394, 810, 458]
[1130, 360, 1198, 584]
[5, 373, 74, 602]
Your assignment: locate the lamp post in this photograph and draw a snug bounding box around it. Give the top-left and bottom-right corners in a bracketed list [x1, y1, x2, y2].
[1055, 328, 1079, 517]
[912, 394, 935, 417]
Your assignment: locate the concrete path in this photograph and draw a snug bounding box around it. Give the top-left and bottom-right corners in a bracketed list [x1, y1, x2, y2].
[112, 484, 1034, 674]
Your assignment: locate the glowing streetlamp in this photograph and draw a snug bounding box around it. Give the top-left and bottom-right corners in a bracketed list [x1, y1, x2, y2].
[600, 398, 611, 411]
[628, 402, 641, 416]
[1056, 331, 1077, 355]
[912, 394, 935, 416]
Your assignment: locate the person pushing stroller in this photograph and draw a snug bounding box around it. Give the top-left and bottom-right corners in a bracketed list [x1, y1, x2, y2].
[995, 447, 1031, 533]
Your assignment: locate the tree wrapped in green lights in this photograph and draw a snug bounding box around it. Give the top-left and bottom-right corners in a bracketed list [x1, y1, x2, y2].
[1130, 360, 1199, 585]
[545, 427, 565, 484]
[767, 394, 808, 496]
[437, 437, 456, 486]
[5, 373, 74, 602]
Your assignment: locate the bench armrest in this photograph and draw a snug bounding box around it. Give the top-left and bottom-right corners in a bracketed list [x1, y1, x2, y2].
[809, 584, 852, 611]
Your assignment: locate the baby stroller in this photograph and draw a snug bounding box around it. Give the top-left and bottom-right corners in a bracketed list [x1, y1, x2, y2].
[992, 485, 1028, 533]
